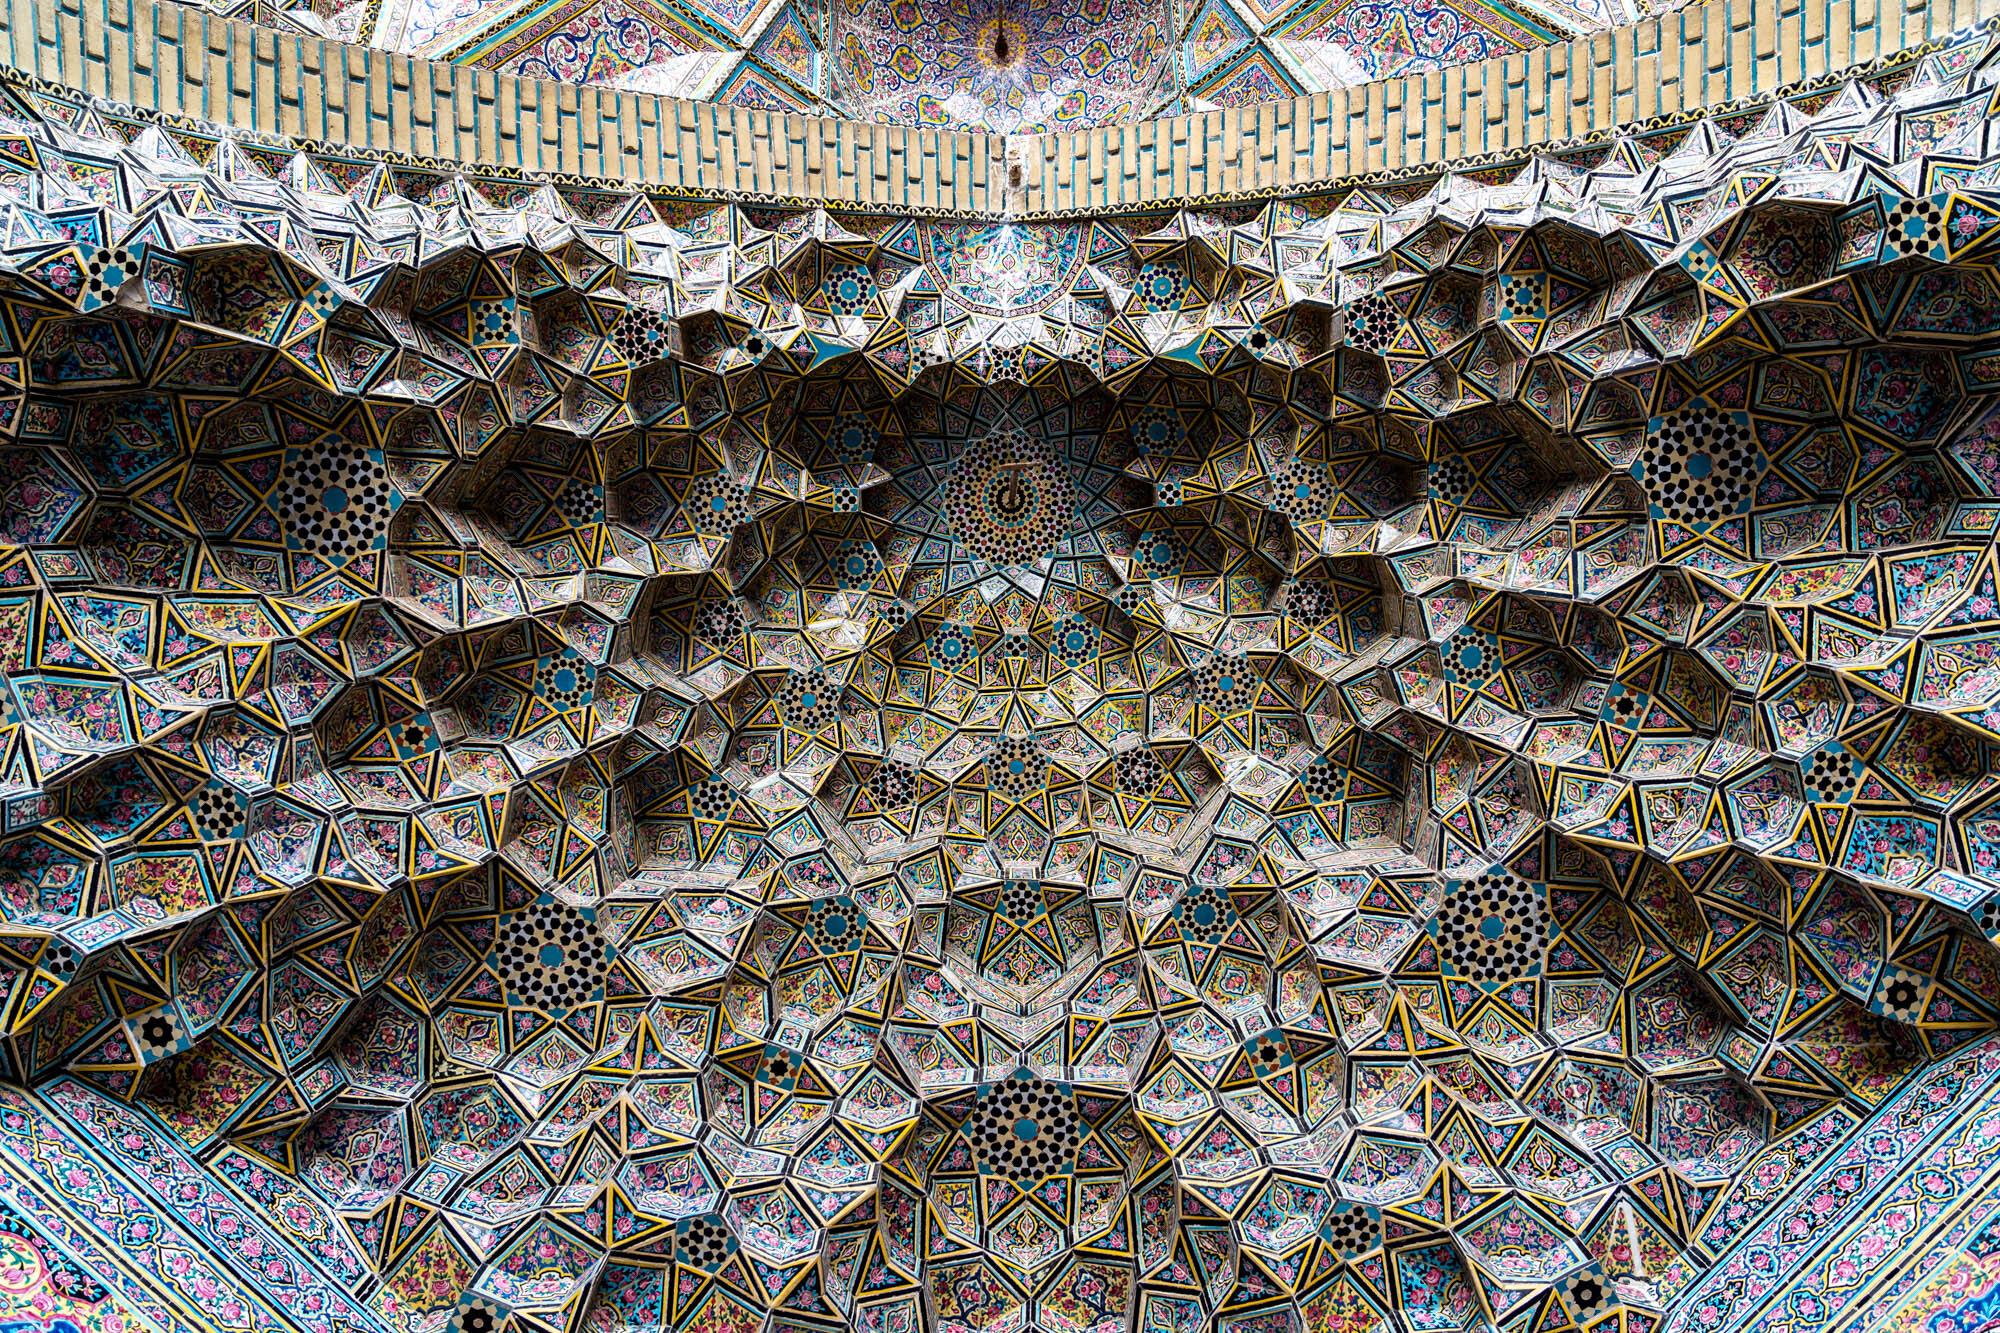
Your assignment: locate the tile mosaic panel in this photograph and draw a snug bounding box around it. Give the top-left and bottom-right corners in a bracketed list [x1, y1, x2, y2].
[199, 0, 1659, 128]
[0, 27, 1994, 1333]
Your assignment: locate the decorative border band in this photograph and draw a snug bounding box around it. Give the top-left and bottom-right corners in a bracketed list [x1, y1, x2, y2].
[0, 0, 1991, 216]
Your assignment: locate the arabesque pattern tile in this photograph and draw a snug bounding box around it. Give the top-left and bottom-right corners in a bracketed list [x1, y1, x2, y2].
[0, 26, 1994, 1333]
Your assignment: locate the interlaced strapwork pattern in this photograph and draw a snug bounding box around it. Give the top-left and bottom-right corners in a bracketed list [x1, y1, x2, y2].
[0, 34, 1999, 1333]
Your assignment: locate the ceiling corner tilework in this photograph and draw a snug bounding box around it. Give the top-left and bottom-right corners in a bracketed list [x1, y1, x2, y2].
[8, 17, 2000, 1333]
[197, 0, 1676, 129]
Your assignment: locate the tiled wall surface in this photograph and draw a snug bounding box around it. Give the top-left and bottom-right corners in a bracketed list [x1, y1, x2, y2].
[0, 0, 1991, 210]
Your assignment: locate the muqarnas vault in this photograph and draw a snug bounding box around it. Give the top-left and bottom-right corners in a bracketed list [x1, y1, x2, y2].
[4, 20, 2000, 1333]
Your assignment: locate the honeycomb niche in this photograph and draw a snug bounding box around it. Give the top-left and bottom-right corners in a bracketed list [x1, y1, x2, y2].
[2, 18, 2000, 1333]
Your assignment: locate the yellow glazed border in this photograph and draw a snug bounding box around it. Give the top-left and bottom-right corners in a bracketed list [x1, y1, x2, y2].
[0, 0, 1989, 214]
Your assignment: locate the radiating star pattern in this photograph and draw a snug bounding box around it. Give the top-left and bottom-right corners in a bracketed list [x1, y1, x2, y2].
[0, 29, 1997, 1333]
